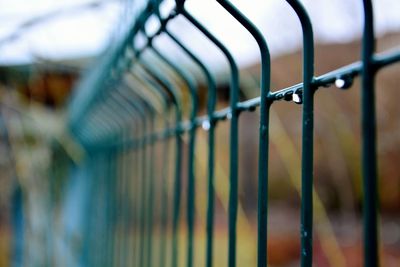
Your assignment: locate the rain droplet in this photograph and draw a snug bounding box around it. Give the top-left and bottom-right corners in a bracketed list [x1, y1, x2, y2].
[292, 93, 303, 104]
[335, 75, 353, 89]
[335, 78, 346, 88]
[202, 120, 211, 131]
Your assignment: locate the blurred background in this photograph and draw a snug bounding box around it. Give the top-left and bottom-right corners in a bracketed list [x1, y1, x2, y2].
[0, 0, 399, 266]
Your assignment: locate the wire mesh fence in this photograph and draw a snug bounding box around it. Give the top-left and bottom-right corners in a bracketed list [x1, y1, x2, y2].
[68, 0, 400, 266]
[2, 0, 400, 266]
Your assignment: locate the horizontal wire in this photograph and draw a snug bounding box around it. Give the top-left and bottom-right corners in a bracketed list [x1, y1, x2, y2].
[86, 48, 400, 151]
[71, 3, 400, 145]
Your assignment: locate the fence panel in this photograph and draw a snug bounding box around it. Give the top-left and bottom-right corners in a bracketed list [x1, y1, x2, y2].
[64, 0, 400, 266]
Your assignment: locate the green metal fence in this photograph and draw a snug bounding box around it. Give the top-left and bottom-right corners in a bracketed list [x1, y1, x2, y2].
[66, 0, 400, 266]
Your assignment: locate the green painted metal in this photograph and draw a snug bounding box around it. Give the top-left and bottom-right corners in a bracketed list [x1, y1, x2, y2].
[284, 1, 315, 266]
[150, 46, 199, 267]
[178, 7, 241, 267]
[56, 1, 400, 267]
[159, 129, 171, 267]
[361, 1, 378, 266]
[122, 61, 184, 267]
[125, 18, 199, 264]
[133, 58, 184, 267]
[164, 29, 218, 267]
[130, 64, 184, 267]
[214, 2, 272, 267]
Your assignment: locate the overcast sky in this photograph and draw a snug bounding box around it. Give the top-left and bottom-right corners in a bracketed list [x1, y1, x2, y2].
[0, 0, 399, 67]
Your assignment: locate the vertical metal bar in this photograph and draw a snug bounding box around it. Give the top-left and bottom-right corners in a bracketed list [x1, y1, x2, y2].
[131, 33, 193, 266]
[122, 98, 145, 267]
[178, 6, 240, 267]
[132, 99, 148, 267]
[213, 2, 272, 267]
[140, 78, 170, 267]
[132, 135, 142, 267]
[90, 96, 137, 266]
[81, 105, 121, 266]
[119, 131, 132, 267]
[136, 60, 184, 267]
[139, 106, 150, 267]
[102, 152, 110, 266]
[171, 119, 183, 267]
[93, 143, 110, 266]
[81, 154, 97, 267]
[114, 138, 124, 267]
[148, 45, 199, 267]
[146, 112, 156, 267]
[94, 152, 107, 266]
[123, 94, 154, 267]
[132, 63, 185, 267]
[112, 142, 123, 267]
[112, 136, 122, 267]
[122, 77, 170, 267]
[94, 91, 142, 266]
[163, 29, 218, 267]
[123, 118, 141, 267]
[118, 92, 147, 267]
[113, 141, 122, 267]
[111, 90, 144, 267]
[285, 1, 315, 266]
[159, 128, 171, 267]
[107, 140, 119, 267]
[100, 151, 110, 267]
[361, 1, 378, 266]
[109, 88, 147, 267]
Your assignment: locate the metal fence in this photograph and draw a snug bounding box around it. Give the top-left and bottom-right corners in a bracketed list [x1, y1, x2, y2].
[66, 0, 400, 266]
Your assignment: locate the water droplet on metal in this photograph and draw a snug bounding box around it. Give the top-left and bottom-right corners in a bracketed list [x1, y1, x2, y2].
[202, 120, 210, 131]
[292, 93, 303, 104]
[335, 75, 353, 89]
[335, 78, 346, 88]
